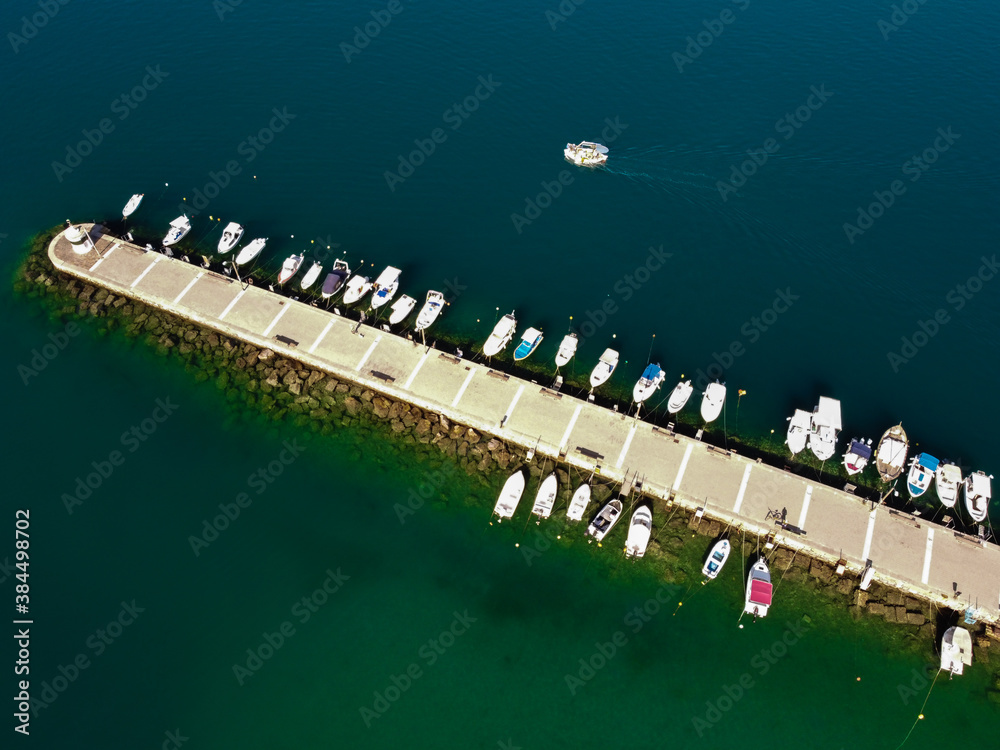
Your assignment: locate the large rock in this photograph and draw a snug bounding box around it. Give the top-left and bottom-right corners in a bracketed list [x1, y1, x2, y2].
[258, 348, 275, 362]
[415, 419, 432, 436]
[486, 438, 502, 452]
[450, 424, 466, 440]
[373, 397, 391, 419]
[389, 401, 406, 420]
[344, 397, 361, 416]
[906, 611, 926, 626]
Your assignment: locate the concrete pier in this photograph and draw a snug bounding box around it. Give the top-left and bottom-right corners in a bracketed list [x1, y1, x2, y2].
[48, 225, 1000, 624]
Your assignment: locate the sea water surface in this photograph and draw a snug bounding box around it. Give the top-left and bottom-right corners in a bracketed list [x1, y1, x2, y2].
[2, 0, 998, 747]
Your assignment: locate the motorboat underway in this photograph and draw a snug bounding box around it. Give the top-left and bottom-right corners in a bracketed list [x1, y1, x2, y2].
[934, 461, 962, 509]
[566, 484, 591, 522]
[554, 333, 578, 367]
[277, 254, 304, 285]
[632, 363, 665, 404]
[744, 558, 773, 619]
[906, 453, 939, 499]
[122, 193, 143, 218]
[564, 141, 608, 167]
[415, 291, 445, 331]
[808, 397, 842, 462]
[589, 348, 619, 390]
[842, 438, 873, 476]
[162, 215, 191, 246]
[493, 470, 526, 520]
[235, 237, 266, 266]
[875, 424, 909, 483]
[389, 295, 416, 325]
[786, 409, 812, 455]
[513, 327, 543, 361]
[667, 380, 693, 414]
[700, 382, 726, 423]
[530, 473, 558, 519]
[962, 470, 992, 523]
[940, 626, 973, 676]
[483, 312, 517, 357]
[299, 261, 322, 291]
[702, 539, 731, 580]
[370, 266, 401, 309]
[624, 506, 653, 559]
[320, 260, 351, 299]
[342, 275, 373, 305]
[586, 498, 623, 542]
[217, 222, 244, 254]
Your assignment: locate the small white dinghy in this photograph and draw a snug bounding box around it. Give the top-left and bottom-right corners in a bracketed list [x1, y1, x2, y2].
[217, 222, 244, 254]
[586, 499, 623, 542]
[530, 473, 558, 519]
[493, 470, 526, 520]
[940, 626, 973, 676]
[565, 484, 591, 522]
[554, 333, 578, 367]
[370, 266, 401, 309]
[700, 382, 726, 423]
[843, 438, 873, 476]
[415, 291, 445, 331]
[632, 363, 665, 404]
[320, 260, 351, 299]
[277, 254, 303, 285]
[389, 295, 416, 325]
[786, 409, 812, 456]
[483, 312, 517, 357]
[624, 506, 653, 559]
[934, 461, 962, 509]
[589, 348, 619, 390]
[702, 539, 731, 580]
[342, 275, 373, 305]
[744, 557, 773, 619]
[667, 380, 693, 414]
[962, 470, 992, 523]
[122, 193, 143, 218]
[162, 215, 192, 246]
[235, 237, 267, 266]
[299, 261, 322, 291]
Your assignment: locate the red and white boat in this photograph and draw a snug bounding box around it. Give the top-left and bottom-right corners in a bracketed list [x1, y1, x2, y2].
[744, 558, 772, 619]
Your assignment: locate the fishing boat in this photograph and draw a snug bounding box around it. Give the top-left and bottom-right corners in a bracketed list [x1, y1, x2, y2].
[483, 312, 517, 357]
[235, 237, 266, 266]
[415, 290, 445, 331]
[962, 471, 992, 523]
[808, 397, 842, 462]
[940, 626, 973, 676]
[122, 193, 143, 218]
[299, 261, 322, 291]
[162, 215, 191, 246]
[342, 275, 373, 305]
[744, 558, 773, 619]
[217, 222, 244, 254]
[624, 506, 653, 559]
[875, 424, 909, 483]
[530, 473, 558, 519]
[586, 498, 623, 542]
[842, 438, 873, 476]
[370, 266, 401, 309]
[934, 461, 962, 509]
[277, 254, 303, 285]
[906, 453, 939, 499]
[589, 348, 619, 390]
[566, 484, 591, 522]
[700, 382, 726, 423]
[389, 295, 416, 325]
[564, 141, 609, 167]
[701, 539, 731, 580]
[493, 470, 526, 520]
[667, 380, 693, 414]
[786, 409, 812, 455]
[513, 328, 543, 361]
[320, 260, 351, 299]
[632, 363, 665, 404]
[554, 333, 578, 367]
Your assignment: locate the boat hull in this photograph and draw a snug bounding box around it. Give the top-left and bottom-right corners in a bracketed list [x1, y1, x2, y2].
[493, 471, 526, 519]
[667, 381, 693, 414]
[624, 507, 653, 558]
[530, 474, 558, 518]
[701, 383, 725, 423]
[875, 424, 909, 483]
[566, 484, 591, 522]
[586, 499, 623, 542]
[701, 540, 730, 579]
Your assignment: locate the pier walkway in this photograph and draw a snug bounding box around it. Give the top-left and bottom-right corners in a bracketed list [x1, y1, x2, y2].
[48, 226, 1000, 624]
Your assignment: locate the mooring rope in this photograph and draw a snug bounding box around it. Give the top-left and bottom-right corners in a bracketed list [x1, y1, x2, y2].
[894, 669, 941, 750]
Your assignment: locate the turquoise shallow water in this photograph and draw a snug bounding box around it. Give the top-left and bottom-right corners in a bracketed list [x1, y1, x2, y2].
[2, 0, 999, 746]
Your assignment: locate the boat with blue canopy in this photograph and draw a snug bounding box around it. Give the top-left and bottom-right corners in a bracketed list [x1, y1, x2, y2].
[632, 363, 665, 403]
[906, 453, 939, 499]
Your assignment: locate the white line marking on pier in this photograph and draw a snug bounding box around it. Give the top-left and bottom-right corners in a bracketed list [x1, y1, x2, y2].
[616, 423, 638, 469]
[451, 369, 476, 408]
[797, 486, 813, 530]
[261, 303, 290, 336]
[558, 404, 583, 453]
[403, 350, 431, 390]
[731, 464, 753, 514]
[355, 335, 381, 372]
[501, 384, 526, 425]
[129, 256, 159, 288]
[172, 272, 203, 305]
[861, 508, 877, 563]
[88, 243, 118, 271]
[672, 443, 694, 492]
[218, 288, 247, 321]
[308, 319, 335, 354]
[921, 528, 935, 584]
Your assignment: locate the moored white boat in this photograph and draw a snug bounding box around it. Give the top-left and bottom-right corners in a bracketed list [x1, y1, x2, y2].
[530, 473, 558, 519]
[235, 237, 266, 266]
[906, 453, 939, 499]
[786, 409, 812, 455]
[122, 193, 143, 218]
[842, 438, 873, 476]
[277, 254, 303, 285]
[513, 327, 543, 361]
[162, 215, 191, 246]
[808, 397, 841, 462]
[940, 626, 973, 676]
[586, 499, 623, 542]
[624, 506, 653, 559]
[632, 363, 665, 404]
[876, 424, 909, 483]
[299, 261, 322, 291]
[342, 275, 373, 305]
[934, 461, 962, 509]
[217, 222, 244, 254]
[702, 539, 730, 580]
[962, 470, 992, 523]
[389, 295, 416, 325]
[700, 382, 726, 423]
[370, 266, 401, 309]
[493, 470, 526, 520]
[483, 312, 517, 357]
[566, 484, 591, 522]
[589, 348, 619, 390]
[667, 380, 693, 414]
[564, 141, 609, 167]
[744, 558, 773, 619]
[320, 259, 351, 299]
[415, 291, 445, 331]
[554, 333, 578, 367]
